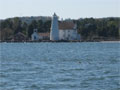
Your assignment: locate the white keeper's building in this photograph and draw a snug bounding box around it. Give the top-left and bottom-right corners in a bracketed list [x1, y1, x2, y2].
[50, 13, 80, 41]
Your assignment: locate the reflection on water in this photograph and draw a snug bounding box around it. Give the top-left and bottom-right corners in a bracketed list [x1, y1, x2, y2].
[0, 42, 120, 90]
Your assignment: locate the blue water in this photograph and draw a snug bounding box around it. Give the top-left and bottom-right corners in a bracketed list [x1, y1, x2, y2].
[0, 42, 120, 90]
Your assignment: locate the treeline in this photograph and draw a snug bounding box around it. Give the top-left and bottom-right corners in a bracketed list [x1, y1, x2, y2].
[75, 17, 120, 40]
[0, 17, 120, 41]
[0, 17, 51, 41]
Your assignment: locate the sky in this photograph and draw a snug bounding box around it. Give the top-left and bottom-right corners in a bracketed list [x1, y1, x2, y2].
[0, 0, 120, 19]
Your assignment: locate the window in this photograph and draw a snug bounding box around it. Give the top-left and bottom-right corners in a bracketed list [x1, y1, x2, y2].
[34, 36, 36, 40]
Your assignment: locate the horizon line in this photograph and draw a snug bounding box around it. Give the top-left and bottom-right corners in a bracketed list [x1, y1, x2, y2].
[0, 15, 120, 20]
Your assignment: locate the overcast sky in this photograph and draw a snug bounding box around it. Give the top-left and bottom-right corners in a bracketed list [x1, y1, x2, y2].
[0, 0, 120, 19]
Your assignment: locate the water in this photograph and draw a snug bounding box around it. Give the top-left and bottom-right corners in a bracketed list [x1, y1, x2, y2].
[0, 42, 120, 90]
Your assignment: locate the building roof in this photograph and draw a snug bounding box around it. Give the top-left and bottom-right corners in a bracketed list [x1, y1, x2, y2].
[15, 32, 26, 37]
[38, 32, 50, 37]
[59, 21, 76, 30]
[14, 32, 27, 41]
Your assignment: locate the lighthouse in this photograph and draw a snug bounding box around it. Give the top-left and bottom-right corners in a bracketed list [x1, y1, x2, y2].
[50, 13, 59, 41]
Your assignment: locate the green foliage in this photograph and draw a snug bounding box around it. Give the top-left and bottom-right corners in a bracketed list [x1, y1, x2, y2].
[77, 17, 119, 40]
[27, 20, 51, 38]
[0, 17, 119, 41]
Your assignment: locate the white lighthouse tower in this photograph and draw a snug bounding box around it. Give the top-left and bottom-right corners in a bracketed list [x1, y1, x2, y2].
[50, 13, 59, 41]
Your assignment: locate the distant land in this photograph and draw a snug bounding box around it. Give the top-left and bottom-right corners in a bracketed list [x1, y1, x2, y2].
[0, 16, 120, 42]
[0, 16, 51, 24]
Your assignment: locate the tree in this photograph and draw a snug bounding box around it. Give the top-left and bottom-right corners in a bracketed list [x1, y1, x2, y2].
[12, 17, 22, 34]
[28, 24, 34, 38]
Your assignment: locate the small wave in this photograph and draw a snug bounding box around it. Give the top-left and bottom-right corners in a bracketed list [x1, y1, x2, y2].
[0, 73, 8, 78]
[30, 84, 40, 89]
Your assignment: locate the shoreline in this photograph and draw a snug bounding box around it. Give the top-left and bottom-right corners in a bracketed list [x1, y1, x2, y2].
[100, 41, 120, 43]
[0, 40, 120, 43]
